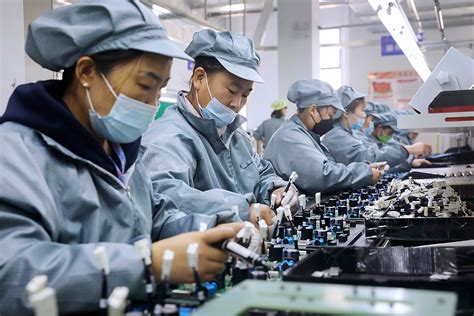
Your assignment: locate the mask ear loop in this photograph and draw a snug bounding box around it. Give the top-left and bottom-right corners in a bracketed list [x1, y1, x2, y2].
[194, 71, 211, 116]
[83, 82, 96, 112]
[203, 72, 213, 100]
[311, 106, 320, 127]
[317, 106, 325, 121]
[100, 73, 118, 99]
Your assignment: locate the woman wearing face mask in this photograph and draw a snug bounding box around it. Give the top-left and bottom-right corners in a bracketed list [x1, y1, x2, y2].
[351, 101, 390, 144]
[142, 29, 298, 226]
[390, 109, 419, 145]
[322, 86, 411, 168]
[369, 112, 432, 170]
[0, 2, 243, 314]
[264, 80, 383, 195]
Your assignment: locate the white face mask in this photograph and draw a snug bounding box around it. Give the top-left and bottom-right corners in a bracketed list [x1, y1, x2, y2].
[85, 73, 158, 143]
[195, 72, 238, 128]
[348, 112, 366, 131]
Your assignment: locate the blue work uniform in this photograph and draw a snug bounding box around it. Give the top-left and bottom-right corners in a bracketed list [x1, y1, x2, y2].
[254, 117, 285, 146]
[0, 81, 226, 315]
[359, 133, 415, 173]
[322, 122, 409, 167]
[141, 91, 286, 221]
[264, 114, 373, 195]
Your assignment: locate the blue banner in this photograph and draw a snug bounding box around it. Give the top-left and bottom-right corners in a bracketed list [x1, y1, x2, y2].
[381, 35, 403, 56]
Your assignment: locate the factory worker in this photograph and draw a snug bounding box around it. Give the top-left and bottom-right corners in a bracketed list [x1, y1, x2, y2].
[351, 101, 389, 143]
[0, 2, 243, 314]
[254, 99, 288, 154]
[395, 130, 419, 145]
[142, 29, 298, 226]
[391, 109, 419, 145]
[264, 79, 384, 195]
[322, 86, 420, 168]
[369, 112, 432, 172]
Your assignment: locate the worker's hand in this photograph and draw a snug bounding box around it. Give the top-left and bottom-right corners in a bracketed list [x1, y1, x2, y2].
[370, 161, 387, 170]
[217, 221, 247, 232]
[405, 142, 432, 157]
[250, 203, 274, 226]
[371, 168, 383, 184]
[151, 225, 240, 284]
[272, 186, 299, 209]
[411, 158, 432, 168]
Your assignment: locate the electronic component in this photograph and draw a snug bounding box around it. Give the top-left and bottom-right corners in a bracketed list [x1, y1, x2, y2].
[364, 178, 473, 242]
[26, 275, 58, 316]
[107, 287, 129, 316]
[94, 245, 110, 314]
[134, 238, 155, 314]
[215, 240, 266, 267]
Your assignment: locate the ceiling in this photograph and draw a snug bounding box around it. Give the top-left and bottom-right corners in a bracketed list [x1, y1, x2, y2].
[54, 0, 474, 49]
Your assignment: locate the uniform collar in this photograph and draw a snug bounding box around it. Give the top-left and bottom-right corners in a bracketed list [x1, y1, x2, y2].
[176, 91, 247, 154]
[290, 114, 321, 144]
[334, 121, 353, 135]
[39, 132, 144, 187]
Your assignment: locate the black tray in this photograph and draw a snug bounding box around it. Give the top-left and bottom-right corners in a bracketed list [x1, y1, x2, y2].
[364, 216, 474, 242]
[284, 246, 474, 312]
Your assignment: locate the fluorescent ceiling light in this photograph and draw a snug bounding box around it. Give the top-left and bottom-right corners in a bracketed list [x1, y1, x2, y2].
[221, 3, 246, 12]
[56, 0, 72, 5]
[368, 0, 431, 81]
[152, 4, 172, 16]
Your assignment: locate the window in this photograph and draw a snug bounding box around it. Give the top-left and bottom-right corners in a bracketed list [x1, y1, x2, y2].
[320, 68, 342, 89]
[319, 29, 342, 90]
[320, 47, 341, 68]
[320, 28, 340, 45]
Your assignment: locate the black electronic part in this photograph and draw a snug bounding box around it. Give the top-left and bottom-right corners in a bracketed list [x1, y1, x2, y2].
[327, 198, 337, 207]
[330, 218, 343, 232]
[338, 234, 348, 243]
[250, 270, 268, 280]
[328, 239, 338, 246]
[142, 259, 155, 314]
[325, 206, 336, 217]
[283, 248, 300, 262]
[308, 216, 318, 227]
[361, 192, 369, 201]
[268, 244, 284, 262]
[313, 205, 324, 216]
[337, 205, 348, 216]
[99, 270, 107, 316]
[322, 216, 331, 229]
[231, 267, 249, 285]
[277, 226, 286, 239]
[349, 198, 358, 207]
[301, 227, 314, 240]
[294, 215, 304, 227]
[340, 191, 350, 200]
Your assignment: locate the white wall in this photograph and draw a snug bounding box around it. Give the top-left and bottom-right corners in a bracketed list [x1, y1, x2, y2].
[23, 0, 54, 84]
[1, 0, 54, 115]
[246, 50, 279, 130]
[231, 11, 280, 131]
[0, 0, 26, 115]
